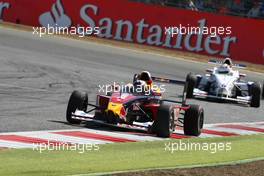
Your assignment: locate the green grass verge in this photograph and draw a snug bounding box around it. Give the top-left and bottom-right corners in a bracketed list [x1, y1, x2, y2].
[0, 134, 263, 176]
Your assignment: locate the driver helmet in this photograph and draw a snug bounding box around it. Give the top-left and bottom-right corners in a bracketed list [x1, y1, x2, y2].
[133, 80, 147, 94]
[139, 71, 153, 85]
[223, 58, 233, 67]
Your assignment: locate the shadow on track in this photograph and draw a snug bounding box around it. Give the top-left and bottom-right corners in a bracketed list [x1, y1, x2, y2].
[48, 120, 148, 135]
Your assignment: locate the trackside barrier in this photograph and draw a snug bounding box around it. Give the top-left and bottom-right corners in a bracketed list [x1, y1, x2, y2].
[1, 0, 264, 64]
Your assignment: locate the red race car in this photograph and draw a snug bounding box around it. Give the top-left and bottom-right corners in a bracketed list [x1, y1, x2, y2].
[66, 71, 204, 138]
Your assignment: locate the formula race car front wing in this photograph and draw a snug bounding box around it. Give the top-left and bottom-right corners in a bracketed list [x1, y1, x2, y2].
[193, 88, 251, 104]
[71, 110, 153, 132]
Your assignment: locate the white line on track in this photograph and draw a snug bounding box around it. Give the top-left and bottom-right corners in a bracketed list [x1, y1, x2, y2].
[205, 126, 259, 135]
[0, 139, 36, 148]
[17, 131, 110, 145]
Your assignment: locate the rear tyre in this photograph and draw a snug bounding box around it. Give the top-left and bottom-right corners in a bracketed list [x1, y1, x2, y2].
[154, 104, 175, 138]
[66, 90, 88, 124]
[184, 105, 204, 136]
[186, 73, 197, 98]
[250, 82, 261, 108]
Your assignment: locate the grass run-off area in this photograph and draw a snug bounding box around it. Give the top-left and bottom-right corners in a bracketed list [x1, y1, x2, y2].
[0, 134, 263, 176]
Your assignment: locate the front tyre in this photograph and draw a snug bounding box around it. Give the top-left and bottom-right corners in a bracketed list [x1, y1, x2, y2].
[186, 73, 197, 98]
[154, 104, 175, 138]
[250, 82, 261, 108]
[66, 90, 88, 124]
[184, 105, 204, 136]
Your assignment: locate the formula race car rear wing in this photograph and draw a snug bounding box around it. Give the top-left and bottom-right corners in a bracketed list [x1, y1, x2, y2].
[151, 76, 188, 106]
[152, 76, 185, 85]
[209, 59, 247, 69]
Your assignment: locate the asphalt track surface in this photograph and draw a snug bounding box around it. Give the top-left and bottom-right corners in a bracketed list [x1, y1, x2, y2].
[0, 26, 263, 133]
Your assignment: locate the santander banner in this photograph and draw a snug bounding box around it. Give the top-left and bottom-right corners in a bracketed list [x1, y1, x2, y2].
[1, 0, 264, 64]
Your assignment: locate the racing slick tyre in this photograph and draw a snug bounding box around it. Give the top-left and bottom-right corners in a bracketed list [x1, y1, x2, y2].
[66, 90, 88, 124]
[184, 105, 204, 136]
[186, 73, 197, 98]
[154, 104, 175, 138]
[250, 82, 261, 108]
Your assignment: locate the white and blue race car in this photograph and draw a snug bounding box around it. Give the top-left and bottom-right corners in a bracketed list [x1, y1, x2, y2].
[185, 58, 263, 108]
